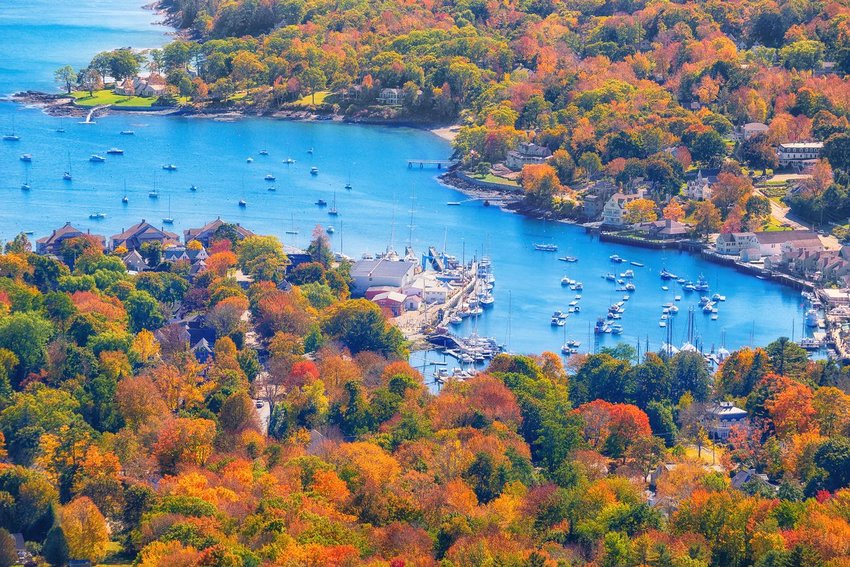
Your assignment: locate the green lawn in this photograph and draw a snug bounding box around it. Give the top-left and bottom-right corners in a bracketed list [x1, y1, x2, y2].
[71, 89, 158, 108]
[293, 90, 330, 106]
[469, 172, 520, 187]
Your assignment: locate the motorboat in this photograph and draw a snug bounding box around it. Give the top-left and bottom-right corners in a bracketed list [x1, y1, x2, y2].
[630, 261, 644, 267]
[20, 154, 32, 162]
[3, 134, 20, 141]
[106, 148, 124, 155]
[551, 311, 567, 326]
[660, 267, 676, 280]
[561, 276, 572, 286]
[239, 199, 247, 208]
[534, 243, 558, 252]
[190, 185, 197, 192]
[90, 154, 106, 162]
[63, 171, 72, 181]
[661, 286, 669, 291]
[149, 189, 159, 199]
[625, 283, 636, 292]
[122, 196, 128, 204]
[310, 167, 319, 175]
[712, 293, 727, 302]
[162, 164, 177, 171]
[326, 226, 335, 234]
[559, 256, 578, 262]
[283, 158, 295, 164]
[480, 294, 495, 307]
[246, 157, 254, 163]
[611, 324, 624, 334]
[264, 174, 276, 181]
[259, 150, 269, 156]
[609, 254, 626, 263]
[120, 130, 135, 135]
[605, 273, 616, 281]
[89, 212, 106, 220]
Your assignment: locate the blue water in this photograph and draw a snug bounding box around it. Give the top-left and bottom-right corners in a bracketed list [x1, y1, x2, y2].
[0, 1, 808, 367]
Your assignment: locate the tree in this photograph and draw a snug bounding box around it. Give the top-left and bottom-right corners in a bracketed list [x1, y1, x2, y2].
[823, 132, 850, 171]
[624, 198, 658, 224]
[300, 68, 327, 104]
[79, 68, 102, 97]
[54, 65, 77, 94]
[108, 48, 141, 81]
[59, 497, 108, 564]
[42, 525, 69, 567]
[780, 40, 825, 71]
[690, 130, 726, 164]
[711, 173, 753, 215]
[0, 312, 53, 386]
[0, 529, 15, 567]
[813, 437, 850, 491]
[741, 134, 778, 173]
[125, 290, 164, 333]
[238, 235, 289, 283]
[322, 299, 407, 358]
[663, 199, 685, 221]
[765, 337, 808, 378]
[520, 163, 563, 207]
[692, 201, 721, 238]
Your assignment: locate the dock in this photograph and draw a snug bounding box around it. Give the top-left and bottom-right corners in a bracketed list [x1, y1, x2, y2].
[407, 159, 455, 169]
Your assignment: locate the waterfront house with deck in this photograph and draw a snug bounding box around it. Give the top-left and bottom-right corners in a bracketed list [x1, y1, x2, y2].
[350, 259, 418, 296]
[110, 220, 179, 251]
[36, 222, 105, 255]
[377, 88, 403, 105]
[506, 142, 553, 171]
[715, 232, 759, 255]
[601, 192, 641, 227]
[635, 219, 691, 240]
[184, 217, 254, 247]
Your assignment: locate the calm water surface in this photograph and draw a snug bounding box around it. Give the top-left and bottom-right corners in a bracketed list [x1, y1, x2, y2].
[0, 1, 808, 367]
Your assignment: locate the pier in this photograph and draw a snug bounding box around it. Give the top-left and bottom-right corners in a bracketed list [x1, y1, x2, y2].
[407, 159, 455, 169]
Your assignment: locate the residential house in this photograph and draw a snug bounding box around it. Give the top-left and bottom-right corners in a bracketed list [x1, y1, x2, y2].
[36, 222, 105, 255]
[705, 401, 748, 441]
[685, 170, 713, 201]
[601, 192, 641, 227]
[115, 76, 166, 98]
[741, 122, 769, 140]
[505, 142, 553, 171]
[184, 217, 254, 248]
[163, 245, 209, 263]
[754, 230, 822, 257]
[110, 220, 179, 251]
[377, 88, 403, 105]
[192, 338, 213, 363]
[777, 142, 823, 168]
[715, 232, 759, 255]
[350, 259, 418, 295]
[731, 468, 777, 493]
[122, 250, 148, 272]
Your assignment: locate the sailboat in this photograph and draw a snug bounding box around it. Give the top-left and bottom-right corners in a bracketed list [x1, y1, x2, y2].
[327, 192, 339, 216]
[285, 213, 298, 235]
[149, 175, 159, 199]
[162, 196, 174, 224]
[21, 172, 30, 191]
[3, 115, 20, 141]
[122, 180, 128, 204]
[345, 164, 353, 190]
[533, 218, 557, 251]
[63, 151, 72, 181]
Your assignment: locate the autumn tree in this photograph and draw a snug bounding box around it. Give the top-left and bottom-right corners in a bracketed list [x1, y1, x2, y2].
[692, 201, 721, 238]
[521, 163, 563, 207]
[59, 497, 109, 564]
[624, 198, 658, 224]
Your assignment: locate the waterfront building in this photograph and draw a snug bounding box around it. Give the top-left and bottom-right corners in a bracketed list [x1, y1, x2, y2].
[506, 142, 553, 171]
[372, 291, 407, 316]
[601, 192, 641, 227]
[110, 220, 179, 251]
[377, 88, 403, 105]
[715, 232, 760, 255]
[705, 401, 748, 441]
[685, 170, 713, 201]
[755, 230, 822, 257]
[350, 258, 418, 295]
[635, 219, 690, 240]
[36, 222, 105, 255]
[184, 217, 254, 247]
[777, 142, 823, 168]
[115, 76, 167, 98]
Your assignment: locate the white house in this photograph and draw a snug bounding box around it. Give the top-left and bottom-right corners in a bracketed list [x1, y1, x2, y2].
[350, 259, 417, 295]
[506, 142, 552, 171]
[777, 142, 823, 168]
[686, 170, 712, 201]
[377, 88, 403, 105]
[601, 192, 641, 227]
[715, 232, 759, 255]
[706, 401, 748, 441]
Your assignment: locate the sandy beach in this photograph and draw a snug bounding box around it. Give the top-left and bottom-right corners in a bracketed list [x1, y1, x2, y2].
[430, 124, 462, 142]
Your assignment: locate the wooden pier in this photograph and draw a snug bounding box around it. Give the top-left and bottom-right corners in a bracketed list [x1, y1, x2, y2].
[407, 159, 455, 169]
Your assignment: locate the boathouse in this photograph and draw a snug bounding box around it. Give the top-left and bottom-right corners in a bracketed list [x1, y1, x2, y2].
[350, 259, 417, 295]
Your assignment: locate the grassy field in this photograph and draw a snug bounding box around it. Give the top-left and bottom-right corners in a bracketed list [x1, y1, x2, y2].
[71, 89, 158, 108]
[293, 90, 330, 106]
[469, 172, 520, 187]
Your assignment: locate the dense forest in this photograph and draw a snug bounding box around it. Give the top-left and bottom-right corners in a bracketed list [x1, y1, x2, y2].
[0, 223, 847, 565]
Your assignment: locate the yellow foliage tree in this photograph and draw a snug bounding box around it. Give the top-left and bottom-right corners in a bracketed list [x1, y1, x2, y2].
[59, 496, 109, 564]
[624, 198, 658, 223]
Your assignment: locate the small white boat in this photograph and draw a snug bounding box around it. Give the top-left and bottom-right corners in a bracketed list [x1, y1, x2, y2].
[259, 150, 269, 156]
[246, 157, 254, 163]
[659, 320, 667, 327]
[326, 226, 335, 234]
[90, 154, 105, 162]
[264, 174, 276, 181]
[239, 199, 247, 207]
[3, 134, 21, 142]
[149, 190, 159, 199]
[63, 171, 72, 181]
[162, 164, 177, 171]
[534, 243, 558, 252]
[20, 182, 30, 191]
[310, 167, 319, 175]
[283, 158, 295, 164]
[163, 217, 174, 224]
[106, 148, 124, 155]
[120, 130, 135, 135]
[20, 154, 32, 162]
[122, 196, 128, 204]
[190, 185, 197, 192]
[89, 212, 106, 220]
[661, 286, 669, 291]
[674, 295, 681, 301]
